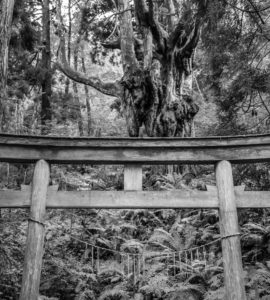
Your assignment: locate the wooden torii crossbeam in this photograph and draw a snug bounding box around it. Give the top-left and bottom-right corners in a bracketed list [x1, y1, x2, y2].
[0, 133, 270, 164]
[1, 133, 270, 300]
[0, 188, 269, 209]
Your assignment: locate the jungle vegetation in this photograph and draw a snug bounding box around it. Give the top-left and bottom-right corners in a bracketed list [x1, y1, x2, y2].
[1, 0, 270, 299]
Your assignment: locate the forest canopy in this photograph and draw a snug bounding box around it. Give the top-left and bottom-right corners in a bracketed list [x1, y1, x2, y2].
[1, 0, 270, 137]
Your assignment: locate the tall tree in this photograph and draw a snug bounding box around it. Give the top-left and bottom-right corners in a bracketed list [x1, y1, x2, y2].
[81, 55, 92, 136]
[63, 0, 71, 122]
[55, 0, 270, 137]
[72, 45, 84, 136]
[56, 0, 208, 137]
[0, 0, 15, 132]
[41, 0, 52, 134]
[201, 0, 270, 135]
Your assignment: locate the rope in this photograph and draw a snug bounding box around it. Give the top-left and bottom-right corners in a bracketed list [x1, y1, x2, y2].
[1, 214, 236, 259]
[70, 235, 143, 257]
[0, 216, 222, 258]
[70, 235, 221, 258]
[28, 218, 45, 227]
[221, 233, 241, 240]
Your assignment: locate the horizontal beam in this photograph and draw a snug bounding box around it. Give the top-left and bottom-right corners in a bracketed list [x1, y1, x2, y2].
[0, 189, 269, 209]
[0, 134, 270, 164]
[2, 133, 270, 147]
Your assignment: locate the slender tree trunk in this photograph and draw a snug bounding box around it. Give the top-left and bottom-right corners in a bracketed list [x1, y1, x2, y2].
[81, 55, 92, 136]
[56, 0, 83, 136]
[63, 0, 71, 122]
[0, 0, 15, 132]
[41, 0, 52, 134]
[73, 47, 84, 136]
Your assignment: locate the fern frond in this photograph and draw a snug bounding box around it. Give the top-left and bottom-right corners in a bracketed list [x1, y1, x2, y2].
[121, 240, 143, 254]
[242, 223, 267, 234]
[149, 228, 179, 251]
[98, 288, 129, 300]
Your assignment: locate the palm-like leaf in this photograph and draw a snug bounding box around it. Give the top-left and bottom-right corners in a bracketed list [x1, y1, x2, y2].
[149, 228, 183, 251]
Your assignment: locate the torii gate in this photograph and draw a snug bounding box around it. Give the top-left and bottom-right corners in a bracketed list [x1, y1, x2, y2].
[1, 133, 270, 300]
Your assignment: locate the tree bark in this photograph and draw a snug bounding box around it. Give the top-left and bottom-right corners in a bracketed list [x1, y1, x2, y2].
[216, 161, 247, 300]
[81, 55, 92, 136]
[63, 0, 72, 122]
[20, 160, 50, 300]
[73, 46, 84, 136]
[56, 0, 208, 137]
[55, 59, 121, 97]
[41, 0, 52, 134]
[118, 0, 138, 73]
[0, 0, 15, 132]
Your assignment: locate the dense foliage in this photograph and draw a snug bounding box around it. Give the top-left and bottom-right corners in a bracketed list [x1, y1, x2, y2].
[1, 0, 270, 299]
[1, 164, 270, 299]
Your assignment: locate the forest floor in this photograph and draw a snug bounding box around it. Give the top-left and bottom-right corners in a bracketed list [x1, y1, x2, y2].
[0, 163, 270, 300]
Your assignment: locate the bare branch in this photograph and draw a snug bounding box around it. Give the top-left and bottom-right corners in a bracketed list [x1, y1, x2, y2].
[226, 0, 270, 14]
[55, 28, 120, 97]
[54, 0, 122, 98]
[55, 61, 122, 98]
[246, 0, 265, 24]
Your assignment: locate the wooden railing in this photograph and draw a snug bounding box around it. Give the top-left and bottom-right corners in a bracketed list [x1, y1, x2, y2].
[1, 133, 270, 300]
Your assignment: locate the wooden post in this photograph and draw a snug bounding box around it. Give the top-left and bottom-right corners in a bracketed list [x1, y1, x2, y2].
[20, 160, 50, 300]
[124, 164, 142, 191]
[124, 164, 142, 284]
[215, 160, 247, 300]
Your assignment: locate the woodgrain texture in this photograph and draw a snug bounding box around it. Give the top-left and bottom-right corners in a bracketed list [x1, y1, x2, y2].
[1, 189, 269, 209]
[0, 133, 270, 163]
[124, 165, 142, 190]
[20, 160, 50, 300]
[123, 163, 142, 284]
[216, 161, 247, 300]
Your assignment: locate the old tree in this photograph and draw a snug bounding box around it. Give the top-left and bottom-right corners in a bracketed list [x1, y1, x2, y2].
[56, 0, 208, 137]
[1, 0, 270, 136]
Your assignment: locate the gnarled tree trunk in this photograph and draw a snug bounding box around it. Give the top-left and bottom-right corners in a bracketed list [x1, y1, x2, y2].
[118, 0, 207, 137]
[56, 0, 208, 137]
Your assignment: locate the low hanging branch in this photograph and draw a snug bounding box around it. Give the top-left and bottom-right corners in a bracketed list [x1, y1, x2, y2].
[54, 0, 208, 137]
[55, 60, 122, 98]
[55, 36, 121, 98]
[54, 1, 122, 99]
